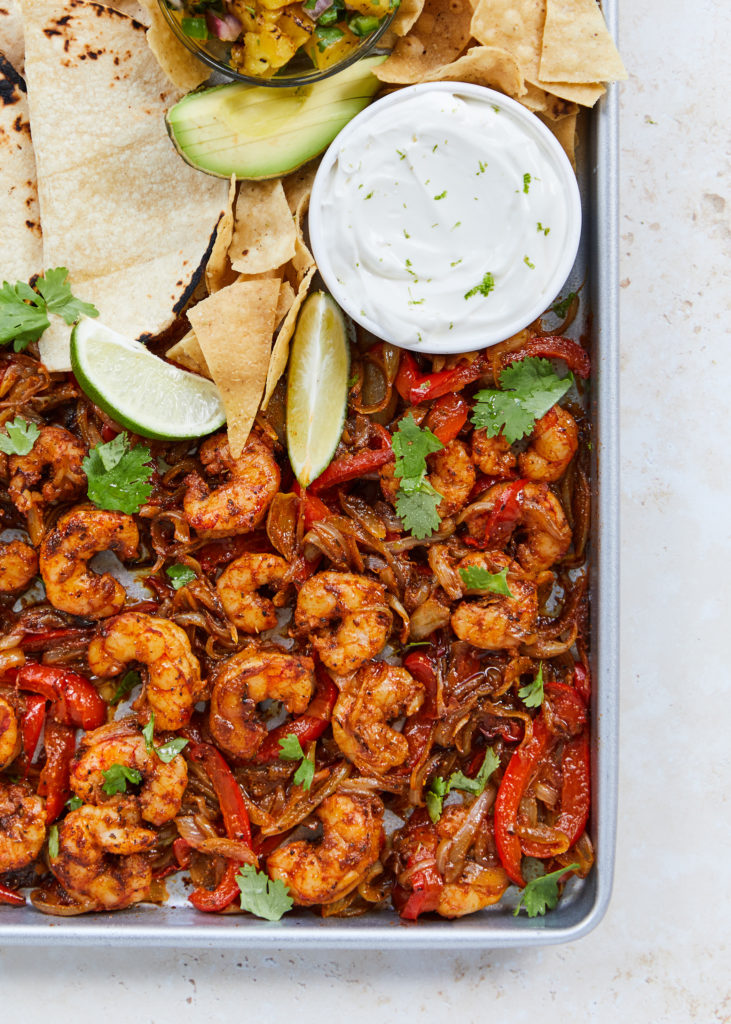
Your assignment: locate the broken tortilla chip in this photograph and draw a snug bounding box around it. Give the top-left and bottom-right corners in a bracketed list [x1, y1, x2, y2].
[166, 330, 212, 379]
[229, 179, 297, 276]
[135, 0, 209, 91]
[535, 80, 605, 107]
[539, 0, 627, 83]
[262, 267, 316, 409]
[470, 0, 545, 82]
[282, 162, 318, 219]
[276, 280, 296, 330]
[205, 175, 237, 293]
[375, 0, 474, 84]
[391, 0, 426, 35]
[422, 45, 524, 97]
[188, 279, 280, 457]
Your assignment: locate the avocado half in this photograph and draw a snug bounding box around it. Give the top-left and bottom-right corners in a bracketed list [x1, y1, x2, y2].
[166, 55, 386, 181]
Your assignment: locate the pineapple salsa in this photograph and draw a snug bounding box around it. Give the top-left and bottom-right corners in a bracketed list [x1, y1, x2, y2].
[166, 0, 396, 77]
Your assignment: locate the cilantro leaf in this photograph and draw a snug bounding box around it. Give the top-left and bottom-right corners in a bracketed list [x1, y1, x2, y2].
[166, 564, 196, 590]
[83, 434, 154, 514]
[448, 747, 500, 796]
[155, 737, 189, 763]
[426, 775, 448, 823]
[236, 864, 294, 921]
[111, 669, 141, 704]
[48, 824, 59, 859]
[0, 416, 40, 456]
[278, 734, 305, 761]
[513, 862, 579, 917]
[518, 662, 544, 708]
[459, 565, 513, 597]
[293, 756, 315, 790]
[471, 357, 574, 445]
[391, 413, 443, 481]
[395, 485, 442, 539]
[101, 763, 142, 796]
[0, 280, 49, 351]
[35, 267, 99, 325]
[66, 796, 83, 812]
[551, 291, 578, 319]
[142, 715, 155, 753]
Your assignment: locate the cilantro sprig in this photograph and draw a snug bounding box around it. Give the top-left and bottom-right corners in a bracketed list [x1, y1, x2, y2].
[48, 824, 59, 859]
[166, 564, 196, 590]
[236, 864, 294, 922]
[66, 796, 83, 812]
[0, 268, 98, 352]
[518, 662, 544, 709]
[471, 357, 574, 445]
[101, 763, 142, 796]
[0, 416, 40, 456]
[391, 414, 444, 539]
[459, 564, 513, 597]
[278, 733, 315, 791]
[142, 713, 189, 764]
[513, 862, 579, 917]
[110, 669, 141, 705]
[426, 747, 500, 823]
[83, 433, 154, 514]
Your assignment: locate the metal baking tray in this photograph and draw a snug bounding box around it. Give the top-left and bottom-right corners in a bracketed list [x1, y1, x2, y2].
[0, 2, 619, 948]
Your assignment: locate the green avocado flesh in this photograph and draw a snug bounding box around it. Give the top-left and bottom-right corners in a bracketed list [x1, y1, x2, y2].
[166, 55, 386, 180]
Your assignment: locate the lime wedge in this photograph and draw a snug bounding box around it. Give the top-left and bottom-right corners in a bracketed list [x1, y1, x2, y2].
[286, 292, 350, 487]
[70, 318, 226, 441]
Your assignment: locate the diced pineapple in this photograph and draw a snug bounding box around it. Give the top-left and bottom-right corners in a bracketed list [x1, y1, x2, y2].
[347, 0, 392, 16]
[228, 0, 258, 32]
[278, 5, 315, 49]
[258, 0, 293, 11]
[242, 25, 298, 75]
[304, 25, 360, 70]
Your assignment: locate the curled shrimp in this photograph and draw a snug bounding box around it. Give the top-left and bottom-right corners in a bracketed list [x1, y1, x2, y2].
[70, 720, 188, 826]
[472, 429, 517, 478]
[294, 571, 392, 675]
[429, 439, 476, 517]
[451, 551, 538, 650]
[7, 425, 86, 521]
[0, 782, 46, 873]
[216, 552, 288, 633]
[183, 431, 280, 539]
[88, 611, 203, 731]
[49, 800, 156, 911]
[39, 505, 139, 619]
[332, 662, 424, 775]
[0, 696, 19, 769]
[209, 648, 314, 762]
[518, 406, 578, 482]
[0, 539, 38, 593]
[267, 792, 384, 906]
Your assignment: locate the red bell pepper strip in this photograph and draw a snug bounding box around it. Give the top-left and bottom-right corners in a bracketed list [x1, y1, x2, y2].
[494, 718, 554, 886]
[395, 352, 487, 405]
[573, 662, 591, 703]
[256, 664, 338, 762]
[544, 681, 587, 736]
[189, 860, 242, 913]
[173, 837, 192, 869]
[520, 729, 590, 859]
[0, 882, 25, 907]
[17, 664, 106, 730]
[464, 478, 528, 550]
[402, 651, 439, 717]
[196, 532, 272, 573]
[292, 483, 332, 530]
[309, 424, 393, 495]
[424, 393, 469, 445]
[38, 721, 76, 824]
[500, 336, 591, 379]
[19, 628, 94, 652]
[397, 862, 444, 920]
[20, 694, 46, 772]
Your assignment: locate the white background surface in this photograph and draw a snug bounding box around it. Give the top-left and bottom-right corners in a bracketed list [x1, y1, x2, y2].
[2, 1, 730, 1019]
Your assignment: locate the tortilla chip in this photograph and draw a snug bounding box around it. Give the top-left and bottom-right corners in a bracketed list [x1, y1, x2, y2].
[539, 0, 627, 83]
[517, 83, 577, 120]
[0, 53, 42, 286]
[19, 0, 228, 368]
[38, 319, 74, 374]
[282, 161, 318, 219]
[229, 179, 297, 275]
[166, 330, 212, 378]
[262, 266, 315, 409]
[539, 110, 577, 168]
[391, 0, 425, 35]
[135, 0, 209, 91]
[422, 45, 524, 97]
[1, 0, 25, 72]
[205, 175, 237, 293]
[188, 279, 280, 457]
[470, 0, 545, 81]
[375, 0, 474, 84]
[536, 80, 604, 106]
[276, 280, 295, 329]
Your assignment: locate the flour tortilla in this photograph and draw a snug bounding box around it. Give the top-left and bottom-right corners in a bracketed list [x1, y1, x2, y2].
[18, 0, 228, 368]
[0, 0, 25, 72]
[0, 53, 42, 285]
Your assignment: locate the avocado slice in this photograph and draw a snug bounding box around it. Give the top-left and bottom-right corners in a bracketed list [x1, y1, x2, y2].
[166, 55, 386, 180]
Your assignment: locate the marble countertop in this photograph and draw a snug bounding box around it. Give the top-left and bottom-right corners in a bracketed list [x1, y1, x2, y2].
[2, 1, 729, 1019]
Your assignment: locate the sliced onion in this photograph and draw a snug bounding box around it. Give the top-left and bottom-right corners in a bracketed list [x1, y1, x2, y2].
[437, 786, 496, 884]
[206, 10, 242, 40]
[175, 816, 256, 864]
[303, 0, 333, 20]
[409, 597, 450, 641]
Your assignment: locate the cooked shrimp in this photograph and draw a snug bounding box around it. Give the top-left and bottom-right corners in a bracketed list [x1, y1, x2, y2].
[0, 696, 19, 769]
[39, 505, 139, 619]
[267, 792, 384, 906]
[451, 551, 538, 650]
[49, 800, 155, 912]
[332, 662, 424, 775]
[183, 431, 280, 539]
[216, 552, 288, 633]
[518, 405, 578, 482]
[295, 571, 392, 675]
[0, 782, 46, 873]
[0, 539, 38, 592]
[70, 720, 187, 826]
[88, 611, 203, 731]
[429, 439, 476, 517]
[8, 426, 86, 516]
[472, 429, 517, 478]
[463, 481, 572, 572]
[209, 648, 314, 762]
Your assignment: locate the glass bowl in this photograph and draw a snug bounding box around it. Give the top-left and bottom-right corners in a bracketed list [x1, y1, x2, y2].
[157, 0, 395, 88]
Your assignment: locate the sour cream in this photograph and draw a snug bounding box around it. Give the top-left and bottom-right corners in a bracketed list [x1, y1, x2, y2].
[309, 84, 581, 354]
